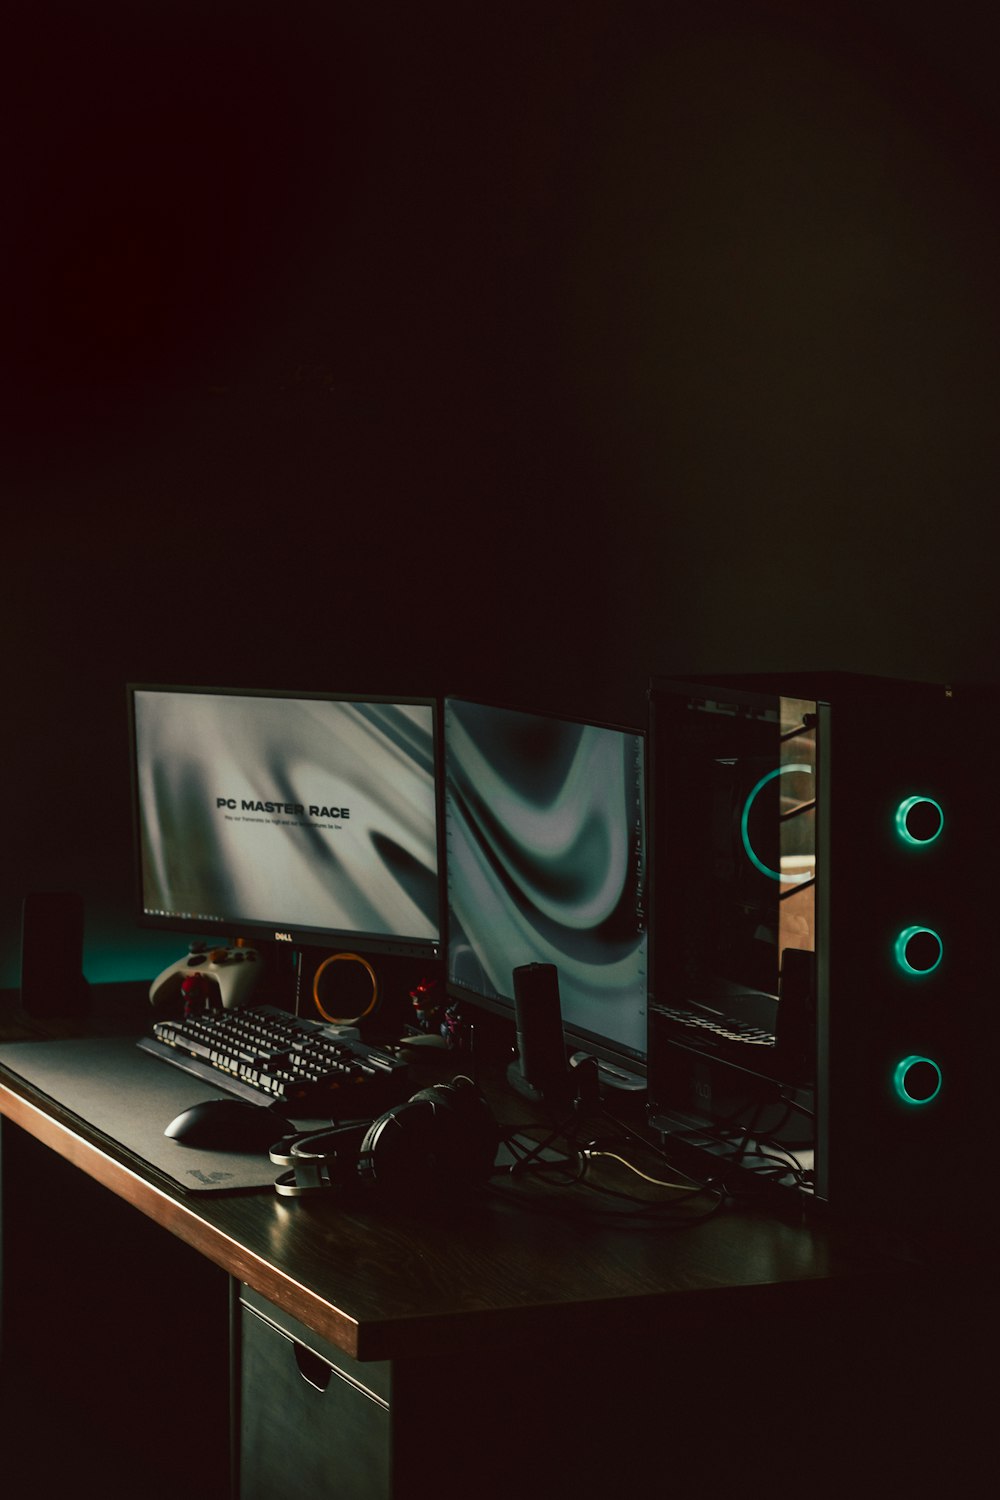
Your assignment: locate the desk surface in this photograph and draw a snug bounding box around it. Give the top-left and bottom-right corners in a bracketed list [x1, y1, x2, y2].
[0, 995, 917, 1365]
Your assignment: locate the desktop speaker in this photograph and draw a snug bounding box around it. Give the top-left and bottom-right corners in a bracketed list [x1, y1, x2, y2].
[19, 891, 90, 1018]
[270, 1076, 498, 1201]
[508, 962, 571, 1106]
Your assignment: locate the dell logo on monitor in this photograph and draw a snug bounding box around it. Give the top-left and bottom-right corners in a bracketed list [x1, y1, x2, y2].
[274, 931, 294, 943]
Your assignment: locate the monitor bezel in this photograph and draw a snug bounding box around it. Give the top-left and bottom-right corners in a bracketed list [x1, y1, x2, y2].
[126, 682, 446, 962]
[442, 693, 649, 1075]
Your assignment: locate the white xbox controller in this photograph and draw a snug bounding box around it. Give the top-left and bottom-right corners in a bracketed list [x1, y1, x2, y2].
[149, 943, 263, 1011]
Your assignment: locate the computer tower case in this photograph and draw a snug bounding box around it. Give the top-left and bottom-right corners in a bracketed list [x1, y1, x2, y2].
[647, 673, 987, 1228]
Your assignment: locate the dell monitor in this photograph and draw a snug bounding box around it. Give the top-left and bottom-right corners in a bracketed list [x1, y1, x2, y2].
[443, 696, 648, 1076]
[128, 685, 443, 962]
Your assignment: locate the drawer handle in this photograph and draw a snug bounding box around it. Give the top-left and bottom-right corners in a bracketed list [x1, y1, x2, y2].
[294, 1342, 333, 1392]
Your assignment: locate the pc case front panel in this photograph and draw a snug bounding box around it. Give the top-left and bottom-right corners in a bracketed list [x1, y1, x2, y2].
[816, 677, 981, 1225]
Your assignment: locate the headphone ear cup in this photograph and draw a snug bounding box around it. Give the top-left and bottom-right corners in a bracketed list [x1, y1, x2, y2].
[360, 1078, 498, 1199]
[358, 1097, 439, 1197]
[409, 1077, 499, 1186]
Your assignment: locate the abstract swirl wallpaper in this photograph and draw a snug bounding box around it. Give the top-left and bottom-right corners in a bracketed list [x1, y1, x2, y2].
[444, 698, 647, 1058]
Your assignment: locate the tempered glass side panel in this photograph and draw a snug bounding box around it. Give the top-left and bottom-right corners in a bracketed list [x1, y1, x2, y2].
[648, 680, 819, 1095]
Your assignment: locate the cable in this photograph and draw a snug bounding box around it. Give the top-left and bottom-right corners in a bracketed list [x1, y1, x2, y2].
[494, 1096, 728, 1225]
[500, 1106, 583, 1179]
[596, 1101, 709, 1189]
[582, 1148, 703, 1194]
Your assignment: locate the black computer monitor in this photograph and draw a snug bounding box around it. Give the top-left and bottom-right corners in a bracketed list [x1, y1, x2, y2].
[128, 685, 443, 961]
[443, 696, 648, 1072]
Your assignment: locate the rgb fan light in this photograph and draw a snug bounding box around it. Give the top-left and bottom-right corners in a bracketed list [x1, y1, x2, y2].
[894, 926, 943, 975]
[895, 796, 944, 846]
[893, 1055, 942, 1105]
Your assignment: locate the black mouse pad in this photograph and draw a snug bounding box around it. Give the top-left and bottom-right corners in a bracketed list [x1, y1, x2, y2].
[0, 1035, 287, 1194]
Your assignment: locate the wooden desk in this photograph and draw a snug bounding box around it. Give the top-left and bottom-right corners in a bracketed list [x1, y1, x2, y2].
[0, 998, 987, 1499]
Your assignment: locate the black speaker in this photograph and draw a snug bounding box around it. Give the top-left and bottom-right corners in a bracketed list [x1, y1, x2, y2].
[508, 962, 570, 1105]
[19, 891, 90, 1018]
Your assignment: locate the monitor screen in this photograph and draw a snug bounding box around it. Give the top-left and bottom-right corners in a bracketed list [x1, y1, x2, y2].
[443, 697, 648, 1068]
[128, 685, 443, 959]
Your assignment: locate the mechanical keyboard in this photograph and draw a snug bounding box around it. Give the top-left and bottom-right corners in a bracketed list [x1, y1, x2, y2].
[137, 1004, 411, 1117]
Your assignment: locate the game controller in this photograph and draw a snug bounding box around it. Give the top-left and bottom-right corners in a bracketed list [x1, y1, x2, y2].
[149, 943, 263, 1012]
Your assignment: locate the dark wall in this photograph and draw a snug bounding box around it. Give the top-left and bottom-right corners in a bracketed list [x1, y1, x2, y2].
[5, 1, 1000, 983]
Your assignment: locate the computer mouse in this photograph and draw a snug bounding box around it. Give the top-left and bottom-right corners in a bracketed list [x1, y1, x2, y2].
[164, 1098, 295, 1152]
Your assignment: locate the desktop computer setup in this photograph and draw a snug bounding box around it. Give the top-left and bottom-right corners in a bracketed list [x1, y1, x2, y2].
[123, 675, 985, 1225]
[127, 684, 653, 1203]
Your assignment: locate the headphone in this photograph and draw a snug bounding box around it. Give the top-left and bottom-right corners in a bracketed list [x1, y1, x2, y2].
[270, 1076, 498, 1201]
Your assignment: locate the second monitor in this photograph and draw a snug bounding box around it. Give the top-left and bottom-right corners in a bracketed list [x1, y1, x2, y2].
[443, 696, 648, 1076]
